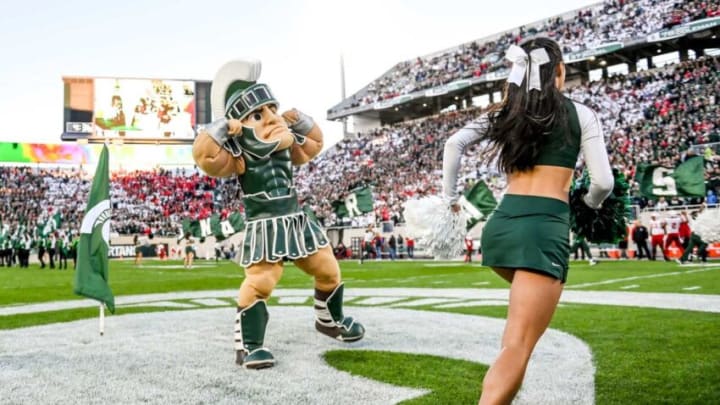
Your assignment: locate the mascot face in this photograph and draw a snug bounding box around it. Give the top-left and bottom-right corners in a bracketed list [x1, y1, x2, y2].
[223, 81, 293, 148]
[241, 104, 294, 145]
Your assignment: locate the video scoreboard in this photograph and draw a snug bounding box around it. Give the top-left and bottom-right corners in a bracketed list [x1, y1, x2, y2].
[62, 76, 212, 144]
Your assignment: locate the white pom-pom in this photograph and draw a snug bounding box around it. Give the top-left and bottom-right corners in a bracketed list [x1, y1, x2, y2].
[692, 208, 720, 243]
[403, 196, 468, 259]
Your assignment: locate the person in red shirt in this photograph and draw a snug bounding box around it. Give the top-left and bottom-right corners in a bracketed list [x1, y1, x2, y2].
[406, 237, 415, 259]
[679, 211, 692, 250]
[464, 236, 474, 263]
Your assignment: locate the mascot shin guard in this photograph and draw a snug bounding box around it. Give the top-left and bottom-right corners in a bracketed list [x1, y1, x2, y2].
[314, 283, 365, 342]
[235, 300, 274, 369]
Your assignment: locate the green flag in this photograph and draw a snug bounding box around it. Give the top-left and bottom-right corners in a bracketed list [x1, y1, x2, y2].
[38, 212, 62, 236]
[73, 145, 114, 313]
[636, 156, 706, 198]
[459, 180, 498, 229]
[182, 212, 245, 241]
[332, 187, 373, 218]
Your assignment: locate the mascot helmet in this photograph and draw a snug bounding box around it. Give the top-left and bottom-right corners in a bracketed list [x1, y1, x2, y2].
[210, 59, 279, 121]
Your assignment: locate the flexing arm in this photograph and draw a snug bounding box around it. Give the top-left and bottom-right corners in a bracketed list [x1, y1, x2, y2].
[192, 118, 245, 177]
[283, 109, 323, 165]
[442, 116, 489, 204]
[575, 102, 613, 209]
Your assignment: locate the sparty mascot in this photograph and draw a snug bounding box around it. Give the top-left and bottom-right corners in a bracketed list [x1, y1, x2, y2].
[192, 60, 365, 369]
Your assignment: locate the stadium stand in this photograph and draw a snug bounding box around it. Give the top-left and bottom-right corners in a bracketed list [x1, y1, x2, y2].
[0, 167, 243, 238]
[1, 0, 719, 238]
[1, 54, 718, 232]
[330, 0, 718, 113]
[300, 55, 719, 225]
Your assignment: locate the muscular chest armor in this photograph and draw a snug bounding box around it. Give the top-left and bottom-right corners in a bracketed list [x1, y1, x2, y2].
[225, 127, 299, 220]
[225, 127, 294, 196]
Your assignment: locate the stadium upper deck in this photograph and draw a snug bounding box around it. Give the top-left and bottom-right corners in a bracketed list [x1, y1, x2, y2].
[327, 0, 720, 125]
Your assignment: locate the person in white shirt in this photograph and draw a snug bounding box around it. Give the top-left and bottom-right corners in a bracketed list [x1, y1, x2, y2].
[649, 214, 667, 261]
[664, 213, 683, 255]
[360, 225, 376, 264]
[442, 38, 612, 404]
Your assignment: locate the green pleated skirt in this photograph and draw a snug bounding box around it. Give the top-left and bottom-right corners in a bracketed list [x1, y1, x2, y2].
[481, 194, 570, 282]
[240, 211, 329, 267]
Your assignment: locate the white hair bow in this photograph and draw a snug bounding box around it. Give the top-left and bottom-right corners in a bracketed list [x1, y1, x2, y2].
[504, 44, 551, 91]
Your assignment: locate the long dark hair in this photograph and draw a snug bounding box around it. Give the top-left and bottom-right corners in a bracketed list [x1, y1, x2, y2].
[483, 37, 567, 173]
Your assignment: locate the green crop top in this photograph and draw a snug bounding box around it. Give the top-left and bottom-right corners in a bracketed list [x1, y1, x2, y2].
[535, 97, 581, 168]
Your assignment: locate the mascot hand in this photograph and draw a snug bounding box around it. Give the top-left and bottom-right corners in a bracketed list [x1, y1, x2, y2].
[281, 109, 300, 125]
[282, 109, 314, 136]
[228, 119, 243, 136]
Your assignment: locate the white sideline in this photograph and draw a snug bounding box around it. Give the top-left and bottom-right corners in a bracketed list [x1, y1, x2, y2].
[565, 267, 719, 289]
[2, 287, 720, 317]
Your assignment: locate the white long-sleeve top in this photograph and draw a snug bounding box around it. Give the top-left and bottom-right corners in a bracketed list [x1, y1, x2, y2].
[443, 101, 613, 208]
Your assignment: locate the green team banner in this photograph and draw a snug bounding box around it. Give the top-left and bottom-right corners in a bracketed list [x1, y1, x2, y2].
[635, 156, 706, 198]
[458, 180, 498, 229]
[332, 187, 374, 218]
[182, 212, 245, 241]
[73, 144, 115, 313]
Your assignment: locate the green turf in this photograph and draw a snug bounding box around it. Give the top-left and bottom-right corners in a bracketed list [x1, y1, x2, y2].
[324, 350, 485, 404]
[433, 304, 720, 405]
[1, 259, 719, 404]
[1, 259, 718, 307]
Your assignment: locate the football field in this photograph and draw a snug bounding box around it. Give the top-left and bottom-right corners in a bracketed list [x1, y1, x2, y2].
[1, 259, 718, 404]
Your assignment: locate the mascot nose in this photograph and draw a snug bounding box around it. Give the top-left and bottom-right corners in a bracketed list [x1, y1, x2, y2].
[263, 106, 279, 124]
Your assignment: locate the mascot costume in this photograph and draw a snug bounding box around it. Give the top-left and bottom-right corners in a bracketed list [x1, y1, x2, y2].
[192, 60, 365, 369]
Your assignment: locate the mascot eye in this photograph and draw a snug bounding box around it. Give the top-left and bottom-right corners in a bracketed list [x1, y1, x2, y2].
[252, 112, 263, 121]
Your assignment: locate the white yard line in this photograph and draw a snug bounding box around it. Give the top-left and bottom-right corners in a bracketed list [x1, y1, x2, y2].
[682, 286, 702, 291]
[566, 267, 719, 289]
[620, 285, 640, 290]
[4, 287, 720, 317]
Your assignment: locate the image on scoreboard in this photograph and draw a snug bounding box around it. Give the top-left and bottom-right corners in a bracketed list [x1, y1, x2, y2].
[93, 78, 196, 141]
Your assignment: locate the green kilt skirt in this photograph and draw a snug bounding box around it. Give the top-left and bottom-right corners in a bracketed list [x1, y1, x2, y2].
[481, 194, 570, 282]
[240, 211, 329, 267]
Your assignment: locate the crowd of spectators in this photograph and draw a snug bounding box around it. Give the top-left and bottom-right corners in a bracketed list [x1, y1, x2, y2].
[1, 54, 718, 234]
[295, 107, 505, 227]
[303, 54, 720, 225]
[332, 0, 717, 113]
[110, 168, 245, 236]
[567, 55, 720, 207]
[0, 166, 87, 238]
[0, 166, 243, 238]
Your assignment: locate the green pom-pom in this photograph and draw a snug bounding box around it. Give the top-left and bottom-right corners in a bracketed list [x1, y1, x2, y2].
[570, 170, 630, 244]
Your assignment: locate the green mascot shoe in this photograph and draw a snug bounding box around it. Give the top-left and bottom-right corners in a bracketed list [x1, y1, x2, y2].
[314, 283, 365, 342]
[235, 300, 275, 369]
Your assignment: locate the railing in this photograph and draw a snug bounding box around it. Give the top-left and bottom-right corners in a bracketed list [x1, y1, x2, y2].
[689, 142, 720, 156]
[640, 204, 708, 214]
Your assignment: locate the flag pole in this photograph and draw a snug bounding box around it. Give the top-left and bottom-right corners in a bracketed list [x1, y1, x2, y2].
[99, 303, 105, 336]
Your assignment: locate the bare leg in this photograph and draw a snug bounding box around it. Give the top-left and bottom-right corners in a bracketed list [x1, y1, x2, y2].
[294, 246, 341, 292]
[479, 270, 563, 405]
[238, 261, 284, 307]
